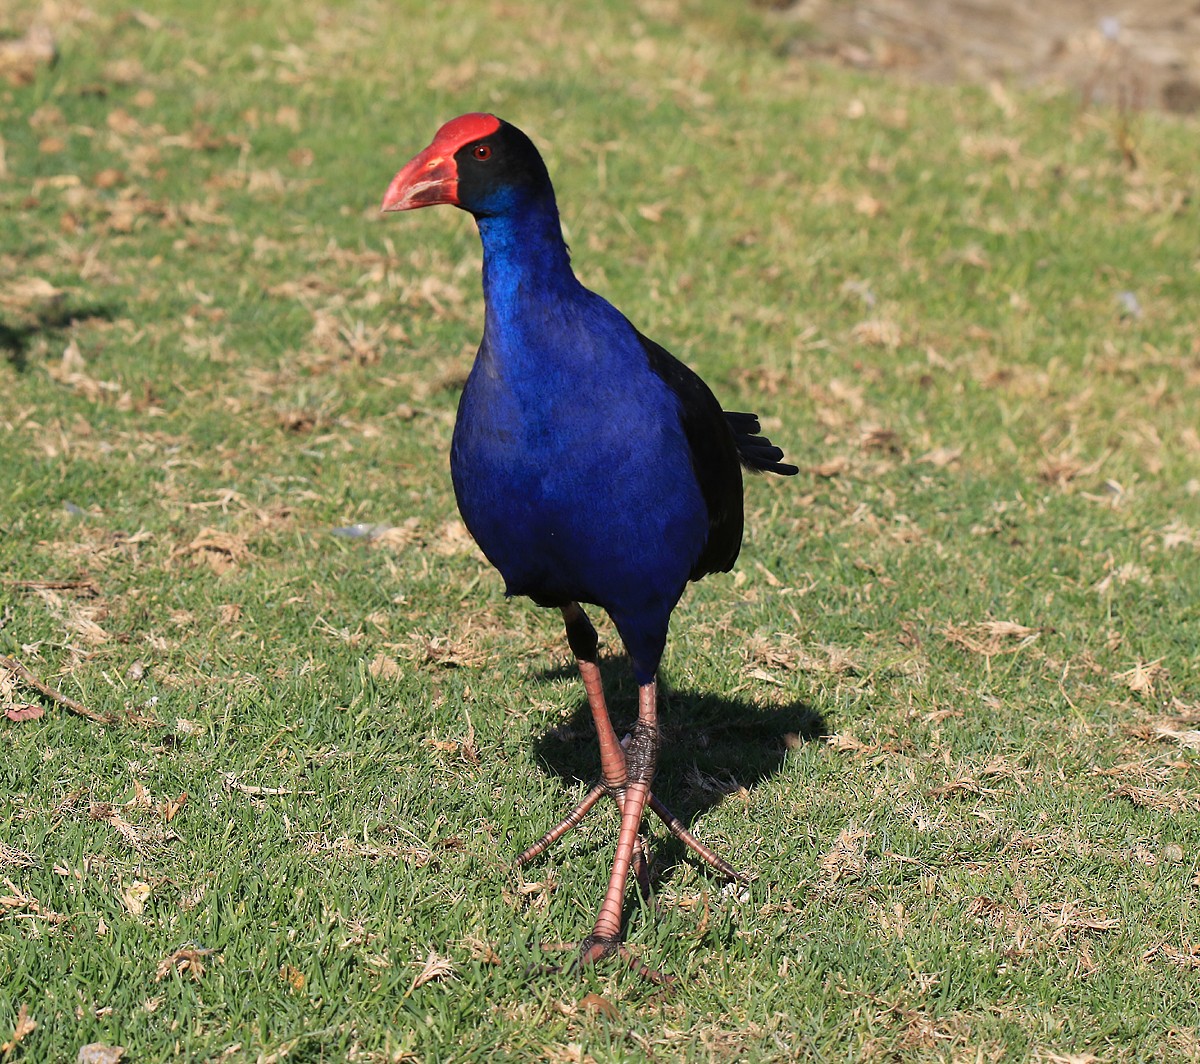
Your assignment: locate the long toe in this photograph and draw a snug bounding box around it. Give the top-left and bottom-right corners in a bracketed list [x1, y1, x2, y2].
[575, 938, 674, 987]
[648, 793, 746, 882]
[515, 782, 607, 868]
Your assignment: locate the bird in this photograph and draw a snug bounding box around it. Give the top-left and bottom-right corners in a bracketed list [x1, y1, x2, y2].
[381, 113, 797, 976]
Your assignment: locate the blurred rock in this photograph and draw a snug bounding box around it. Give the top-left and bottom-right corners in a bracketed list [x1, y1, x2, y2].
[778, 0, 1200, 113]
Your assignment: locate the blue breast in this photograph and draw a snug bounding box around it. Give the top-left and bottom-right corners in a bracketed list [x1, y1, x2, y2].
[450, 280, 707, 681]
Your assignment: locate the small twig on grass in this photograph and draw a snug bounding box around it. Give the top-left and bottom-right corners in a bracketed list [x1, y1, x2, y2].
[221, 773, 314, 797]
[1, 578, 100, 596]
[0, 654, 115, 725]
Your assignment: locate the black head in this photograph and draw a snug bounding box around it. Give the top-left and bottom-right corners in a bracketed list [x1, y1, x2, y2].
[381, 113, 554, 218]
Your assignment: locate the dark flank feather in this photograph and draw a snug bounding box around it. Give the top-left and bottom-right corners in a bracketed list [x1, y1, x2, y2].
[636, 328, 746, 579]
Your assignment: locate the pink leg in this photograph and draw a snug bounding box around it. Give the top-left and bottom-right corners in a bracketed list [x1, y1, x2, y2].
[518, 603, 745, 976]
[579, 680, 658, 965]
[516, 604, 648, 888]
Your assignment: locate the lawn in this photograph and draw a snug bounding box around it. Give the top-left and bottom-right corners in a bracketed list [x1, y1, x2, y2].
[1, 0, 1198, 1060]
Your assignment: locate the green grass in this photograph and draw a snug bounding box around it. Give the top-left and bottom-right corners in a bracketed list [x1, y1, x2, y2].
[2, 0, 1199, 1059]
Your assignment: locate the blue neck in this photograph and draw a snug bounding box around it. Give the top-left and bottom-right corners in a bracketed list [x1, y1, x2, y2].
[476, 194, 579, 336]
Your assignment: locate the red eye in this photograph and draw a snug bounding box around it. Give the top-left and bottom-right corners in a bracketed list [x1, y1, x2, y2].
[472, 143, 492, 161]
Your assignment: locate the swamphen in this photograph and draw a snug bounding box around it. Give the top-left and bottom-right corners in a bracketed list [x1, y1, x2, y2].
[382, 114, 797, 974]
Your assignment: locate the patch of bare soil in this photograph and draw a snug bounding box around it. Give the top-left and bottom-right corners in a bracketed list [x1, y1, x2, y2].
[780, 0, 1200, 113]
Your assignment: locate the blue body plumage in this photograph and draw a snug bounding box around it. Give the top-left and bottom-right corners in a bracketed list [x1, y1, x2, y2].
[452, 203, 707, 683]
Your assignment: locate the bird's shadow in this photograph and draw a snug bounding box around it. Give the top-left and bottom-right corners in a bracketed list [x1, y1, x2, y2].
[528, 656, 828, 884]
[1, 303, 117, 372]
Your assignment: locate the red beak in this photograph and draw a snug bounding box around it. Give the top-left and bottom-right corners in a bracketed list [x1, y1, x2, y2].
[381, 143, 459, 212]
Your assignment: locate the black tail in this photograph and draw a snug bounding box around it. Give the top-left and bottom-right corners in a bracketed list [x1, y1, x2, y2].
[725, 411, 799, 476]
